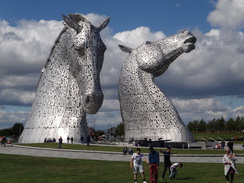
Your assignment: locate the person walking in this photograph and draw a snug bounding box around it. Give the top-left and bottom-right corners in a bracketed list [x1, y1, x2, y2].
[222, 148, 238, 183]
[148, 147, 160, 183]
[160, 147, 177, 180]
[70, 137, 74, 143]
[130, 148, 148, 183]
[58, 136, 63, 149]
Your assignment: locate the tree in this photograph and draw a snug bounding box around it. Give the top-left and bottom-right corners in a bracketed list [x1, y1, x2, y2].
[0, 123, 24, 137]
[11, 123, 24, 136]
[198, 119, 207, 132]
[96, 130, 105, 137]
[225, 118, 235, 132]
[115, 122, 124, 137]
[215, 117, 225, 133]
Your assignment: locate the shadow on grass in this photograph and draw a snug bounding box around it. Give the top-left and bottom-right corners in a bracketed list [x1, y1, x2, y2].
[162, 177, 194, 183]
[176, 176, 194, 180]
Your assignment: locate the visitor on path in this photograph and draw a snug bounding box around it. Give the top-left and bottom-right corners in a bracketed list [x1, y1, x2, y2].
[130, 148, 148, 183]
[67, 136, 70, 143]
[160, 147, 177, 180]
[227, 140, 234, 153]
[80, 135, 84, 144]
[58, 136, 63, 149]
[148, 147, 160, 183]
[2, 136, 7, 147]
[169, 163, 183, 179]
[70, 137, 74, 143]
[222, 148, 238, 183]
[221, 140, 226, 149]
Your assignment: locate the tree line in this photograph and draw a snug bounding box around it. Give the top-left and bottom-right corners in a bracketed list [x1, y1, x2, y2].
[187, 116, 244, 133]
[0, 123, 24, 137]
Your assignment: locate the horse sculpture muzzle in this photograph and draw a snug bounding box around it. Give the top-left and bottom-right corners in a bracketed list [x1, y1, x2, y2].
[182, 31, 197, 53]
[84, 90, 104, 114]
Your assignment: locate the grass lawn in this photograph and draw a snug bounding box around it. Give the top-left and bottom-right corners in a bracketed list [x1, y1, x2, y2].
[0, 154, 243, 183]
[16, 143, 244, 155]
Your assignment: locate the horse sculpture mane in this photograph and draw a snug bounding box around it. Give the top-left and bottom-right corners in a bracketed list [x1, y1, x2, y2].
[19, 14, 110, 143]
[119, 30, 196, 142]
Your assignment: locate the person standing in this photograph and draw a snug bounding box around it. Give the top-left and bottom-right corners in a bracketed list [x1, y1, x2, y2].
[227, 140, 234, 153]
[80, 135, 84, 144]
[2, 136, 7, 147]
[221, 140, 226, 149]
[222, 148, 238, 183]
[148, 147, 160, 183]
[67, 136, 70, 143]
[160, 147, 176, 180]
[130, 148, 148, 183]
[58, 136, 63, 149]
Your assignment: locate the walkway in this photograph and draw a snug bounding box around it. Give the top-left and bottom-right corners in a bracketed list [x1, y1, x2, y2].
[0, 145, 244, 164]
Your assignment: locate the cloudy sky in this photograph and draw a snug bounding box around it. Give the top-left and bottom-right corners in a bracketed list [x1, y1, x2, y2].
[0, 0, 244, 130]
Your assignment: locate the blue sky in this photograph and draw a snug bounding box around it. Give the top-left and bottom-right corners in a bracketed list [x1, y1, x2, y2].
[0, 0, 244, 130]
[1, 0, 214, 34]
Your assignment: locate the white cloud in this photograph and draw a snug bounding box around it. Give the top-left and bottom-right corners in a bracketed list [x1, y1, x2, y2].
[0, 108, 29, 129]
[172, 98, 231, 123]
[0, 89, 35, 105]
[207, 0, 244, 29]
[114, 26, 165, 48]
[0, 7, 244, 130]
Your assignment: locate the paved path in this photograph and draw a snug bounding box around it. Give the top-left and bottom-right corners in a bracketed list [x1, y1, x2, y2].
[1, 145, 244, 164]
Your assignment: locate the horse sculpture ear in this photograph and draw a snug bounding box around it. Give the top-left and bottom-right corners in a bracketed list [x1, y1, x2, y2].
[118, 44, 132, 53]
[97, 17, 110, 31]
[62, 14, 83, 33]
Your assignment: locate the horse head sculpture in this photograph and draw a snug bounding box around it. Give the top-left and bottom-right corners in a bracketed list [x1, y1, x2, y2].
[62, 14, 110, 114]
[118, 30, 196, 142]
[19, 14, 110, 143]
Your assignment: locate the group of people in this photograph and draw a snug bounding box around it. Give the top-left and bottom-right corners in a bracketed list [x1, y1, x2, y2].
[123, 146, 133, 155]
[130, 147, 182, 183]
[57, 135, 91, 149]
[130, 145, 239, 183]
[66, 136, 74, 143]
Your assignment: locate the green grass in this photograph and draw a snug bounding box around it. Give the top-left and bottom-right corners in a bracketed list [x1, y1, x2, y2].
[16, 143, 244, 155]
[0, 154, 243, 183]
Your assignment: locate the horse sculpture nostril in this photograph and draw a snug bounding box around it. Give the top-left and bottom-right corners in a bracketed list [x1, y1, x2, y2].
[85, 96, 91, 104]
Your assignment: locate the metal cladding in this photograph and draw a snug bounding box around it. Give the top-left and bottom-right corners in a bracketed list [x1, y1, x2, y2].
[19, 14, 110, 143]
[119, 31, 196, 142]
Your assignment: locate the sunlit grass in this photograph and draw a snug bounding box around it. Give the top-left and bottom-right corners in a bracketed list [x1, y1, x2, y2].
[0, 154, 243, 183]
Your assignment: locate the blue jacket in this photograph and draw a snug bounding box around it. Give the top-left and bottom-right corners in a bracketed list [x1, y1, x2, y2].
[149, 151, 159, 166]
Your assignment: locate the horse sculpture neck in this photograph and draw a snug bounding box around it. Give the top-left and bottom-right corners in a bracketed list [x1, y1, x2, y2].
[19, 14, 110, 143]
[119, 31, 196, 142]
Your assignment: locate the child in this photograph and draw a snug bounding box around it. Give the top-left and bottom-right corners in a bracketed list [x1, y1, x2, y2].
[130, 148, 148, 183]
[229, 152, 238, 174]
[169, 163, 183, 179]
